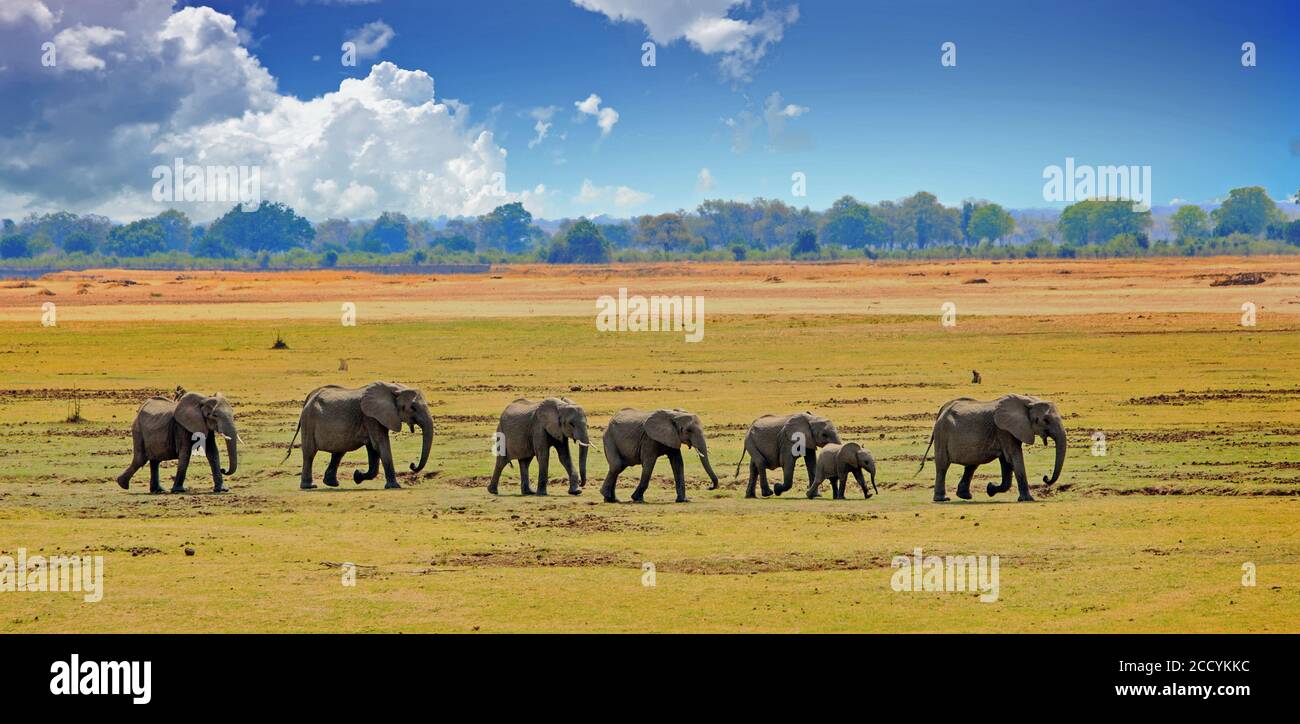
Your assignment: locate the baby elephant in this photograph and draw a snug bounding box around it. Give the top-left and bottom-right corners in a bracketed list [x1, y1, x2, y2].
[489, 397, 591, 496]
[807, 442, 877, 499]
[116, 392, 239, 493]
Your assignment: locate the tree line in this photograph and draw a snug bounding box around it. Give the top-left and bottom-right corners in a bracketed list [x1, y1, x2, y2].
[2, 187, 1297, 268]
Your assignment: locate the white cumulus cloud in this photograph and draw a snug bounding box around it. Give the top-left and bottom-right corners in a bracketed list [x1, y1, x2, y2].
[0, 2, 536, 221]
[574, 93, 619, 137]
[573, 0, 798, 82]
[575, 178, 650, 213]
[696, 167, 715, 192]
[346, 19, 395, 59]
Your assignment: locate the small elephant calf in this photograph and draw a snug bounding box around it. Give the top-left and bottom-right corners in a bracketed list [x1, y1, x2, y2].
[806, 442, 877, 500]
[116, 392, 239, 493]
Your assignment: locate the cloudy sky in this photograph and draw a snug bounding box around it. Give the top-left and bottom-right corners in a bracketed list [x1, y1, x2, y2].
[0, 0, 1296, 223]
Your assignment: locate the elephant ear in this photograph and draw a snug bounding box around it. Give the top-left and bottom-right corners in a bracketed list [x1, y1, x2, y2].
[173, 392, 212, 434]
[361, 382, 402, 432]
[994, 395, 1037, 444]
[644, 409, 681, 448]
[535, 398, 563, 439]
[836, 442, 863, 477]
[779, 414, 815, 455]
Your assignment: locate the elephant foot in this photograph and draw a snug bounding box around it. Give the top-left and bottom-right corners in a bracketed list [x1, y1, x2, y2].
[115, 475, 130, 490]
[956, 487, 972, 500]
[675, 496, 689, 503]
[630, 494, 645, 503]
[213, 485, 229, 493]
[520, 488, 534, 496]
[300, 482, 318, 490]
[170, 485, 186, 494]
[760, 489, 773, 498]
[487, 484, 498, 495]
[932, 495, 950, 502]
[567, 486, 582, 496]
[1017, 494, 1035, 502]
[535, 488, 549, 496]
[987, 483, 1000, 497]
[384, 481, 402, 490]
[323, 478, 339, 488]
[149, 487, 164, 495]
[708, 483, 719, 490]
[602, 495, 618, 503]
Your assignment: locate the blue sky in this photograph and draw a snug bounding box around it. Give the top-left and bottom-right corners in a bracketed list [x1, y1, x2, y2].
[2, 0, 1297, 221]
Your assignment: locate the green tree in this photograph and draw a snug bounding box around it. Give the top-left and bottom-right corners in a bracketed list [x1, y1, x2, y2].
[205, 201, 313, 253]
[791, 228, 819, 258]
[730, 243, 747, 261]
[1, 234, 31, 259]
[479, 202, 537, 253]
[363, 211, 411, 253]
[968, 203, 1015, 243]
[103, 219, 166, 256]
[556, 218, 610, 263]
[1170, 205, 1209, 242]
[1211, 186, 1283, 236]
[154, 209, 192, 251]
[1058, 199, 1151, 246]
[62, 230, 97, 254]
[634, 213, 699, 252]
[819, 196, 890, 248]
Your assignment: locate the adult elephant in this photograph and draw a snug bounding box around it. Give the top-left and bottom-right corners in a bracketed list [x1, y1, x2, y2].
[732, 412, 841, 497]
[116, 392, 238, 493]
[600, 408, 720, 503]
[488, 397, 591, 496]
[807, 442, 878, 500]
[917, 394, 1066, 502]
[285, 381, 433, 490]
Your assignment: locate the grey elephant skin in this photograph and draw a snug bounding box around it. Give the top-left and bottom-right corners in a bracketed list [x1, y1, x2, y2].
[489, 397, 590, 496]
[918, 394, 1066, 502]
[285, 381, 433, 489]
[807, 442, 877, 500]
[733, 412, 840, 497]
[116, 392, 238, 493]
[601, 408, 720, 503]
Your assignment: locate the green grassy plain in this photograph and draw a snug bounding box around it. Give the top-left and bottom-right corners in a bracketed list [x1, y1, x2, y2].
[1, 261, 1298, 632]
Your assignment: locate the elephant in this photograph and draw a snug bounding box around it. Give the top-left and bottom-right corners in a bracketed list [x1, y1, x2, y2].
[917, 394, 1066, 503]
[488, 397, 591, 496]
[732, 412, 841, 497]
[806, 442, 878, 500]
[115, 392, 238, 493]
[284, 381, 433, 490]
[600, 408, 720, 503]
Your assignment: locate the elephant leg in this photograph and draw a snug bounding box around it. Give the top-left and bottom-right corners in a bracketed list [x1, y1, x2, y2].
[488, 455, 509, 495]
[206, 435, 228, 493]
[989, 456, 1013, 497]
[666, 449, 688, 503]
[955, 465, 977, 500]
[535, 442, 551, 496]
[631, 454, 658, 503]
[518, 457, 534, 496]
[775, 450, 797, 496]
[600, 461, 625, 503]
[300, 439, 318, 490]
[804, 450, 817, 491]
[117, 434, 145, 489]
[852, 469, 870, 498]
[148, 460, 162, 494]
[353, 444, 379, 484]
[745, 460, 759, 498]
[932, 450, 951, 502]
[322, 452, 345, 487]
[376, 432, 400, 489]
[172, 430, 192, 493]
[554, 441, 581, 495]
[1009, 445, 1033, 501]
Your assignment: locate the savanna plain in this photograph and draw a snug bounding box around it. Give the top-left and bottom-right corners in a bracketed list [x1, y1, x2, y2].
[1, 257, 1298, 632]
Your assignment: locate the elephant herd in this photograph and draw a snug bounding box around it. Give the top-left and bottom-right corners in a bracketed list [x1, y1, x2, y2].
[115, 382, 1067, 504]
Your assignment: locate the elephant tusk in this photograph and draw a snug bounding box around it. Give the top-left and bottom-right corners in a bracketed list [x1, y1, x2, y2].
[576, 440, 590, 447]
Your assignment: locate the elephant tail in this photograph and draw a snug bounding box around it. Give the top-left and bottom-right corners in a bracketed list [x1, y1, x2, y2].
[915, 434, 934, 477]
[731, 446, 748, 480]
[282, 418, 302, 464]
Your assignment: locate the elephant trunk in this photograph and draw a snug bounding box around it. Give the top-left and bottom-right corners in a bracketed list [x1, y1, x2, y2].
[411, 415, 433, 473]
[692, 432, 720, 489]
[867, 461, 878, 495]
[1044, 424, 1066, 485]
[222, 436, 237, 476]
[578, 439, 589, 485]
